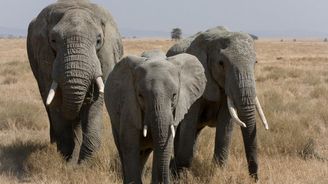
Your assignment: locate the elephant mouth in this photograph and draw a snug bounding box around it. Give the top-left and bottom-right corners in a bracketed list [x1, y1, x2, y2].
[227, 96, 269, 130]
[45, 78, 104, 117]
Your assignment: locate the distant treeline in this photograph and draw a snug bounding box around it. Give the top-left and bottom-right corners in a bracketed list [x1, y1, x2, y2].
[0, 35, 26, 39]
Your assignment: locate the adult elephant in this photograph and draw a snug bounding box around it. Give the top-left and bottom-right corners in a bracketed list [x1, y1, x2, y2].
[167, 26, 268, 180]
[27, 0, 123, 163]
[105, 51, 206, 184]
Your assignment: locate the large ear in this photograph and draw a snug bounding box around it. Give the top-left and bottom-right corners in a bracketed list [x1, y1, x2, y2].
[186, 33, 222, 102]
[92, 4, 124, 81]
[168, 54, 206, 125]
[27, 6, 57, 143]
[105, 56, 144, 130]
[27, 8, 55, 103]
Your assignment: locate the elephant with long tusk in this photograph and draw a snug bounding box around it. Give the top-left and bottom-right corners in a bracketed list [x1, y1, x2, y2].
[27, 0, 123, 163]
[167, 26, 269, 180]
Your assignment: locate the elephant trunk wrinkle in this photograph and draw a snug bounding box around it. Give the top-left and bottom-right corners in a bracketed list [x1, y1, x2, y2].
[237, 104, 258, 176]
[149, 97, 173, 183]
[60, 37, 96, 119]
[234, 71, 256, 106]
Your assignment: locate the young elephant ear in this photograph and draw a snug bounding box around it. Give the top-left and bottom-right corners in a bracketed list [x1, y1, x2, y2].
[168, 53, 207, 125]
[105, 56, 145, 130]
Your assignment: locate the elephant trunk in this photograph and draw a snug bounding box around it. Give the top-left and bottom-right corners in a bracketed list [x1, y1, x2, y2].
[232, 72, 259, 178]
[149, 101, 173, 184]
[237, 103, 258, 179]
[58, 35, 99, 120]
[61, 55, 92, 119]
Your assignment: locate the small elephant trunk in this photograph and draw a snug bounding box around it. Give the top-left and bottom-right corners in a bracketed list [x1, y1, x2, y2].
[149, 102, 173, 184]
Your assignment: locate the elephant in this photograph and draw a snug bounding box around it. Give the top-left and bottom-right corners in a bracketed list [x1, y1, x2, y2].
[104, 50, 206, 184]
[166, 26, 269, 180]
[27, 0, 123, 163]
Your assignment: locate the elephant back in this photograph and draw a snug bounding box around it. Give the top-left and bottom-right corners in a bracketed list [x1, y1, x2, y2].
[166, 32, 202, 57]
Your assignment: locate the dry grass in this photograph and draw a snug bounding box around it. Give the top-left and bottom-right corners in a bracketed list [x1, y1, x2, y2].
[0, 38, 327, 184]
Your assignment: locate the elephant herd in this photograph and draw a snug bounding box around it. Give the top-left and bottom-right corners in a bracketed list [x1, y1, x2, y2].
[26, 1, 269, 183]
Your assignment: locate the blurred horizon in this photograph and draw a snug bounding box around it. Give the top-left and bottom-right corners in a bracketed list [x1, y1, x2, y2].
[0, 0, 327, 38]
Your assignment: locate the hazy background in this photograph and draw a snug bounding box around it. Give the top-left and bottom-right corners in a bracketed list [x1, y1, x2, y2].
[0, 0, 327, 38]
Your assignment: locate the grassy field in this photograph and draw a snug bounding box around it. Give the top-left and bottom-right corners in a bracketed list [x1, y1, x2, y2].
[0, 38, 327, 184]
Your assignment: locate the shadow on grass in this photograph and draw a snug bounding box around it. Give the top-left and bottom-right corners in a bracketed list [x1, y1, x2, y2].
[0, 140, 47, 180]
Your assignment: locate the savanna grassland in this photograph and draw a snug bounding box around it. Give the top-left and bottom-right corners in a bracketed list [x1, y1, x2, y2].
[0, 38, 327, 184]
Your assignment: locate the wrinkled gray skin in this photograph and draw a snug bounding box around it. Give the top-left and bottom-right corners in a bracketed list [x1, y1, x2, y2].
[140, 49, 166, 60]
[27, 0, 123, 163]
[105, 51, 206, 184]
[166, 31, 202, 57]
[167, 27, 260, 180]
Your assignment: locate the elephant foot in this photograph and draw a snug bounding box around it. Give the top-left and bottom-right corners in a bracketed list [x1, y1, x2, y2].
[212, 156, 228, 168]
[250, 173, 258, 182]
[169, 158, 188, 179]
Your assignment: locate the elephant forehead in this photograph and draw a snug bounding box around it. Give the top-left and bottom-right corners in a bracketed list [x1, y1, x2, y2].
[53, 9, 100, 37]
[135, 62, 179, 90]
[223, 40, 256, 63]
[137, 61, 177, 77]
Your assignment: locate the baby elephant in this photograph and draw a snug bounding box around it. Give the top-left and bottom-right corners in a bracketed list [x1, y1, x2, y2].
[104, 51, 206, 184]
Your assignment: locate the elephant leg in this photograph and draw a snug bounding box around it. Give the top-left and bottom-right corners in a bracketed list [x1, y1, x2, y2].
[140, 148, 152, 176]
[112, 125, 124, 166]
[172, 100, 203, 174]
[50, 110, 79, 160]
[214, 98, 234, 167]
[45, 108, 56, 144]
[79, 95, 104, 161]
[151, 152, 159, 184]
[241, 124, 258, 180]
[69, 122, 83, 164]
[120, 129, 142, 184]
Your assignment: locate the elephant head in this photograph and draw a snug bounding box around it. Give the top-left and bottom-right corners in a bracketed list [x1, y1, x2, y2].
[186, 27, 268, 129]
[27, 1, 123, 120]
[184, 27, 268, 177]
[105, 52, 206, 183]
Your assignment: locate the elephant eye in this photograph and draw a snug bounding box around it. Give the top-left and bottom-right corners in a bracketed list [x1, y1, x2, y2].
[96, 34, 102, 49]
[172, 93, 177, 101]
[51, 39, 56, 44]
[171, 93, 177, 107]
[138, 94, 143, 99]
[219, 61, 224, 67]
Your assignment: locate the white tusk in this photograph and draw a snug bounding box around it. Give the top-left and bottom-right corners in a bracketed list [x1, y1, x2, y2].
[143, 125, 148, 137]
[46, 81, 58, 106]
[170, 125, 175, 139]
[227, 96, 247, 128]
[96, 77, 104, 93]
[255, 97, 269, 130]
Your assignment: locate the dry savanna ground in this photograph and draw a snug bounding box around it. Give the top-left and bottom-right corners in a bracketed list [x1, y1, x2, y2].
[0, 38, 327, 184]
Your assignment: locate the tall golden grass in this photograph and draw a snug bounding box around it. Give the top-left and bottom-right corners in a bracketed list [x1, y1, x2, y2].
[0, 38, 327, 184]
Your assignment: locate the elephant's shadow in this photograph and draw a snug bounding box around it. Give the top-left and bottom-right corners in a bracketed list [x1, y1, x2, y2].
[0, 140, 46, 180]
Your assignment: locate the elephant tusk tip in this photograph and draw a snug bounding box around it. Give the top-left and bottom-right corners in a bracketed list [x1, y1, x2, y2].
[170, 125, 175, 139]
[96, 77, 105, 94]
[46, 81, 58, 106]
[143, 125, 148, 137]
